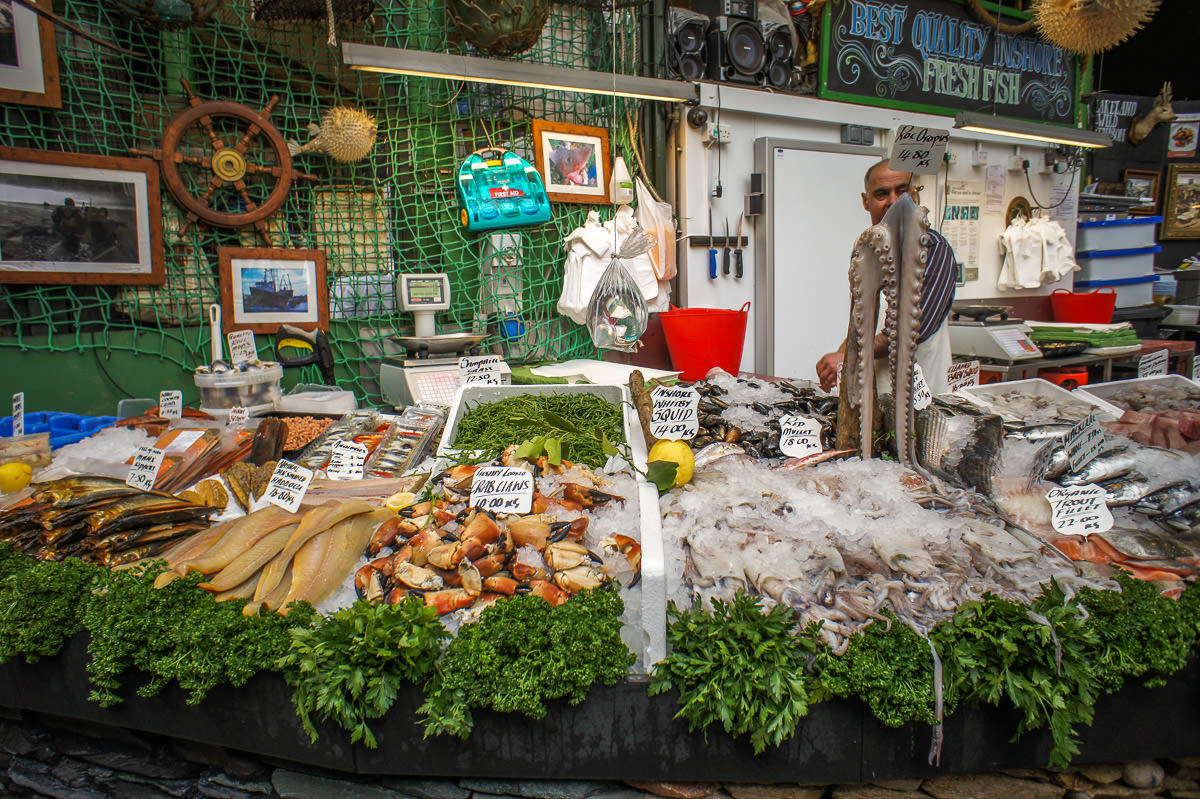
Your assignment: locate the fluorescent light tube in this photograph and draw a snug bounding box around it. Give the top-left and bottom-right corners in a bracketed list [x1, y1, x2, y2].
[955, 111, 1112, 149]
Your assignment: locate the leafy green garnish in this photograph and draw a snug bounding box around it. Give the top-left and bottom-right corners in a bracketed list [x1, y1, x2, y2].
[452, 393, 626, 467]
[0, 546, 102, 664]
[278, 598, 446, 748]
[645, 461, 679, 492]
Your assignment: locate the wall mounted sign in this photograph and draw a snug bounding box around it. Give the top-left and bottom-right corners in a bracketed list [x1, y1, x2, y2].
[820, 0, 1078, 125]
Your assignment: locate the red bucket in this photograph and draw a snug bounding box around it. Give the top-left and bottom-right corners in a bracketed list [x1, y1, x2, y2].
[1051, 288, 1116, 323]
[659, 302, 750, 381]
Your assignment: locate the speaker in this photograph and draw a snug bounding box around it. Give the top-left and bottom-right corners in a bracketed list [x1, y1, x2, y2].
[666, 7, 709, 81]
[705, 15, 766, 86]
[691, 0, 755, 20]
[761, 21, 795, 90]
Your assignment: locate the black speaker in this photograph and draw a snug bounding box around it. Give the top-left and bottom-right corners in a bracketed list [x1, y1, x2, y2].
[666, 7, 709, 81]
[691, 0, 756, 20]
[761, 21, 795, 90]
[705, 15, 766, 86]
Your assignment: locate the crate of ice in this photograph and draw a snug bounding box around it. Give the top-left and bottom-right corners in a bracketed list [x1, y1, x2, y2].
[958, 377, 1123, 424]
[437, 383, 662, 673]
[1074, 373, 1200, 414]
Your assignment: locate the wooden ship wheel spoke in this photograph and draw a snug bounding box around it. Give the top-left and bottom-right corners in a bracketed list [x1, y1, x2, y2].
[132, 79, 316, 246]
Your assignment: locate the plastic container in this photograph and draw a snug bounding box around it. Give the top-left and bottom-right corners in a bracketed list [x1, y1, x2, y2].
[1038, 367, 1089, 391]
[1176, 269, 1200, 305]
[1051, 287, 1117, 323]
[1111, 304, 1170, 338]
[193, 363, 283, 409]
[1075, 374, 1200, 412]
[1076, 216, 1162, 250]
[1, 412, 117, 450]
[1074, 246, 1160, 282]
[659, 302, 750, 382]
[1074, 275, 1160, 308]
[1164, 305, 1200, 326]
[958, 377, 1122, 421]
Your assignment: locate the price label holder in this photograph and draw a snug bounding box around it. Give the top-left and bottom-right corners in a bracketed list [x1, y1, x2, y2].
[470, 466, 534, 514]
[459, 355, 507, 386]
[227, 406, 249, 426]
[650, 385, 700, 440]
[126, 446, 166, 492]
[1047, 484, 1114, 536]
[911, 364, 932, 410]
[889, 125, 950, 174]
[779, 415, 824, 457]
[947, 360, 980, 393]
[1138, 349, 1169, 378]
[159, 390, 183, 419]
[1027, 440, 1057, 491]
[266, 459, 315, 513]
[327, 440, 369, 481]
[1193, 355, 1199, 382]
[1063, 412, 1104, 473]
[227, 330, 258, 364]
[12, 392, 23, 437]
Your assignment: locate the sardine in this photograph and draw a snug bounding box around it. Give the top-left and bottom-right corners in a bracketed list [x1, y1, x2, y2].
[1098, 473, 1152, 506]
[1135, 481, 1200, 517]
[1059, 450, 1138, 486]
[1004, 423, 1075, 442]
[1163, 501, 1200, 533]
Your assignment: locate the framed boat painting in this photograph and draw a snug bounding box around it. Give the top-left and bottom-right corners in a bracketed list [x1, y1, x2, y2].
[1161, 164, 1200, 240]
[218, 247, 329, 333]
[0, 0, 60, 108]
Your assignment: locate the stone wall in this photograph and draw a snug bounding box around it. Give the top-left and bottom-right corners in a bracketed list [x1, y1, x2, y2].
[1, 712, 1199, 799]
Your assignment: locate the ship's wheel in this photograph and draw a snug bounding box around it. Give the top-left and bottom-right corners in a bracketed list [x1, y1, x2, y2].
[132, 79, 316, 245]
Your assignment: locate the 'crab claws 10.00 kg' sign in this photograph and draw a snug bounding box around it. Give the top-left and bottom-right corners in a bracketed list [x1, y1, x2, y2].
[820, 0, 1078, 126]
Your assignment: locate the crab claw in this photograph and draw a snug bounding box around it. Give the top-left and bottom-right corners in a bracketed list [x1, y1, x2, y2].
[408, 529, 443, 567]
[441, 464, 479, 502]
[561, 483, 624, 509]
[520, 579, 568, 606]
[508, 515, 557, 550]
[473, 551, 509, 578]
[511, 560, 550, 582]
[394, 562, 444, 591]
[424, 588, 475, 615]
[600, 534, 642, 572]
[386, 587, 421, 604]
[367, 516, 404, 556]
[483, 574, 518, 595]
[554, 564, 607, 593]
[426, 542, 463, 571]
[459, 560, 483, 597]
[354, 563, 386, 602]
[544, 540, 601, 572]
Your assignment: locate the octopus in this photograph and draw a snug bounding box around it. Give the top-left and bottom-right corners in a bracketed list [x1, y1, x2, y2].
[836, 192, 930, 474]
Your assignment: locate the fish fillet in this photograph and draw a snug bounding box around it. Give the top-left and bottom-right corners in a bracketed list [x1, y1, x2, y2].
[214, 573, 258, 602]
[253, 500, 375, 602]
[199, 522, 299, 592]
[178, 505, 299, 576]
[244, 563, 293, 616]
[151, 518, 242, 588]
[278, 508, 392, 614]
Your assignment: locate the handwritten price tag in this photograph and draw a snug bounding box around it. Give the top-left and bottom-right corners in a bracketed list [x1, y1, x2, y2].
[1047, 484, 1114, 536]
[126, 446, 165, 492]
[458, 355, 506, 386]
[1138, 349, 1169, 378]
[227, 406, 249, 426]
[159, 390, 183, 419]
[1064, 412, 1104, 472]
[779, 415, 823, 457]
[266, 459, 315, 513]
[470, 466, 534, 514]
[1027, 440, 1057, 491]
[327, 440, 369, 481]
[227, 330, 258, 364]
[947, 360, 980, 392]
[12, 393, 23, 437]
[650, 385, 700, 440]
[911, 364, 933, 410]
[890, 125, 950, 174]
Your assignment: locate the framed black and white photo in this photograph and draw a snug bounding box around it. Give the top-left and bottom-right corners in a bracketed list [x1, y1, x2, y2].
[0, 146, 163, 284]
[0, 0, 60, 108]
[218, 247, 329, 334]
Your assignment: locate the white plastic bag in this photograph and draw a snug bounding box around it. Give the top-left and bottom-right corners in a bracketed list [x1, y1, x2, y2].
[586, 226, 653, 351]
[557, 207, 658, 325]
[636, 177, 676, 280]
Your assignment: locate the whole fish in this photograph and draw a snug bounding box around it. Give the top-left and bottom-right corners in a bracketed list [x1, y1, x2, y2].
[1163, 501, 1200, 533]
[1099, 473, 1153, 507]
[1059, 450, 1138, 487]
[1135, 481, 1200, 517]
[1005, 423, 1075, 442]
[33, 476, 147, 508]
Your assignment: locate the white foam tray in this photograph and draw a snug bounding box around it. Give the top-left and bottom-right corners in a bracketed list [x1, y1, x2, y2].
[958, 377, 1123, 421]
[436, 383, 663, 671]
[1074, 373, 1200, 412]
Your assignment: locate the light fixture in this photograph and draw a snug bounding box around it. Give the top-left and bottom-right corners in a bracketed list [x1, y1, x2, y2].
[342, 43, 698, 104]
[954, 111, 1112, 149]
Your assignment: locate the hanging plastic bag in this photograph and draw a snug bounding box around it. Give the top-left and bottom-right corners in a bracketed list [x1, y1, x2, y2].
[636, 177, 677, 280]
[557, 210, 611, 324]
[586, 225, 653, 351]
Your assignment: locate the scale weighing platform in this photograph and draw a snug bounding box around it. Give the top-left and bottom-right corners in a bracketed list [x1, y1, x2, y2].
[948, 305, 1042, 362]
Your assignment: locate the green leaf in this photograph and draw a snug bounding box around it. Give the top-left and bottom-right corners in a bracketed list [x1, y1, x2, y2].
[515, 435, 546, 461]
[600, 429, 619, 457]
[646, 460, 678, 492]
[542, 410, 582, 435]
[545, 437, 562, 467]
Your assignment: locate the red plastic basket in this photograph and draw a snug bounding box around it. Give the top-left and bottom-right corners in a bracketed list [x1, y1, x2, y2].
[659, 302, 750, 381]
[1050, 288, 1116, 324]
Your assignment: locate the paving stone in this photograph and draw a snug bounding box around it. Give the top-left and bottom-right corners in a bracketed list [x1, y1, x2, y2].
[624, 782, 721, 799]
[381, 777, 469, 799]
[106, 779, 184, 799]
[870, 780, 924, 792]
[587, 788, 651, 799]
[68, 744, 203, 780]
[174, 742, 265, 780]
[1169, 791, 1200, 799]
[1168, 777, 1200, 793]
[197, 781, 261, 799]
[0, 725, 41, 757]
[8, 757, 108, 799]
[461, 781, 523, 796]
[207, 771, 275, 795]
[1050, 772, 1097, 791]
[1001, 769, 1049, 780]
[1122, 762, 1165, 790]
[726, 784, 825, 799]
[1175, 760, 1200, 770]
[273, 768, 409, 799]
[922, 773, 1065, 799]
[1067, 785, 1164, 799]
[516, 780, 608, 799]
[830, 785, 927, 799]
[1079, 766, 1124, 785]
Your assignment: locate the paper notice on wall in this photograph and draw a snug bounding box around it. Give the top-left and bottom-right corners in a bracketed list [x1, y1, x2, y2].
[1050, 171, 1078, 222]
[985, 166, 1005, 214]
[941, 180, 983, 274]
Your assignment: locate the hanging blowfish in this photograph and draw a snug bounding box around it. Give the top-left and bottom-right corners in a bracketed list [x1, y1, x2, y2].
[1034, 0, 1160, 54]
[288, 106, 378, 163]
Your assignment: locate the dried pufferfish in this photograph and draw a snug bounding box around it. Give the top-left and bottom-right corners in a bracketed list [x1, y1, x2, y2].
[1035, 0, 1160, 54]
[288, 106, 377, 163]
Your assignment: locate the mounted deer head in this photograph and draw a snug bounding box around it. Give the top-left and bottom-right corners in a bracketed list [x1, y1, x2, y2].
[1129, 81, 1176, 146]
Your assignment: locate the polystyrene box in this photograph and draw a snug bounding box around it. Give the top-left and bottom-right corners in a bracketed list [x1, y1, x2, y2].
[1074, 276, 1159, 308]
[1076, 247, 1160, 283]
[1076, 216, 1162, 251]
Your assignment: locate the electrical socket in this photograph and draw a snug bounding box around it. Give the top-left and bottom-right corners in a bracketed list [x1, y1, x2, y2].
[1008, 154, 1028, 172]
[704, 123, 731, 144]
[970, 146, 988, 167]
[944, 150, 957, 165]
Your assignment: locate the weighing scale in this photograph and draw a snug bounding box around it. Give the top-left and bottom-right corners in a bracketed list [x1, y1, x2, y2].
[948, 305, 1043, 362]
[378, 273, 509, 408]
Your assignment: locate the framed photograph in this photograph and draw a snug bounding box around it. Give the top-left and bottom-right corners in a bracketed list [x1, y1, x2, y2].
[1161, 165, 1200, 240]
[0, 0, 60, 107]
[1123, 168, 1160, 216]
[531, 120, 610, 204]
[0, 146, 163, 284]
[218, 247, 329, 334]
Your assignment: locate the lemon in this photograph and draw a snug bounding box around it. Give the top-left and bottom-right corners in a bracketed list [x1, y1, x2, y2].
[0, 462, 33, 494]
[648, 439, 694, 488]
[385, 491, 418, 512]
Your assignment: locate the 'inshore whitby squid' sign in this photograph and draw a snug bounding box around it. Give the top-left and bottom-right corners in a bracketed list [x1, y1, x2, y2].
[820, 0, 1078, 125]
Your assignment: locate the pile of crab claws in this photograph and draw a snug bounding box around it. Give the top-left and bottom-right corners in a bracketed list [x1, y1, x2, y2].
[600, 534, 643, 587]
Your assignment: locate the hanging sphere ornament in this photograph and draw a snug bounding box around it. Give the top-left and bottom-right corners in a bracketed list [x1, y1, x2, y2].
[445, 0, 551, 57]
[1034, 0, 1161, 55]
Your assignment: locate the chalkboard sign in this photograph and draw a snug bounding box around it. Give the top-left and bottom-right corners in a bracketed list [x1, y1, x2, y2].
[820, 0, 1078, 126]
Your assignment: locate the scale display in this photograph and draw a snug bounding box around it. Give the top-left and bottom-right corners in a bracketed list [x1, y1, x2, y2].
[398, 273, 451, 311]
